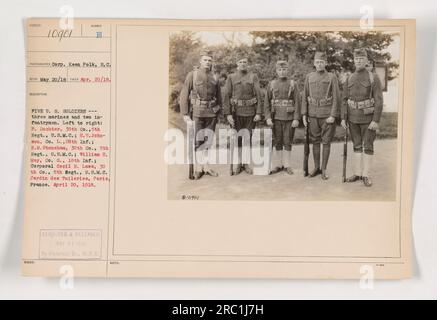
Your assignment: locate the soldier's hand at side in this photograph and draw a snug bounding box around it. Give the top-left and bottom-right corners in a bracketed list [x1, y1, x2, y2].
[341, 120, 348, 130]
[266, 118, 274, 127]
[227, 115, 235, 127]
[326, 116, 335, 124]
[302, 115, 308, 127]
[368, 121, 379, 131]
[183, 115, 192, 123]
[292, 120, 299, 128]
[253, 114, 261, 122]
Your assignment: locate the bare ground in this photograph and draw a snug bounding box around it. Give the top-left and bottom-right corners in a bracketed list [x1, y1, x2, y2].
[168, 139, 398, 201]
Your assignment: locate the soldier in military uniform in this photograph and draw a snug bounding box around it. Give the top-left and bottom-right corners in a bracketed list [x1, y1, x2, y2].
[223, 53, 262, 175]
[179, 50, 222, 180]
[341, 49, 384, 187]
[264, 60, 301, 175]
[302, 51, 341, 180]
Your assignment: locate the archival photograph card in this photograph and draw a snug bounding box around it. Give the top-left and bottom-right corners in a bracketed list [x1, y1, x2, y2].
[22, 18, 415, 278]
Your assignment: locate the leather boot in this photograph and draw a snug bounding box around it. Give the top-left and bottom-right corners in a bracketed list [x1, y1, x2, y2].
[321, 144, 330, 180]
[310, 143, 321, 177]
[283, 150, 293, 175]
[362, 153, 373, 187]
[270, 149, 283, 174]
[243, 164, 253, 175]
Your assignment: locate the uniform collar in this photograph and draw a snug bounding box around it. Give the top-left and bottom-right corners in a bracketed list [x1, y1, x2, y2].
[198, 67, 211, 74]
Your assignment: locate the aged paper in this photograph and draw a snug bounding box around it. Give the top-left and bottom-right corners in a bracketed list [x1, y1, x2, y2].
[22, 19, 415, 278]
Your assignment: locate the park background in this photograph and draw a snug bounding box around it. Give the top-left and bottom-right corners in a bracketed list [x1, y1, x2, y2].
[168, 30, 400, 143]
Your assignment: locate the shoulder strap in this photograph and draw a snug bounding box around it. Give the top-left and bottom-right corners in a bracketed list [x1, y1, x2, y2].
[325, 72, 333, 99]
[368, 70, 374, 85]
[343, 73, 353, 100]
[250, 73, 256, 95]
[192, 70, 200, 99]
[288, 79, 294, 99]
[368, 70, 374, 99]
[192, 70, 198, 86]
[271, 80, 276, 100]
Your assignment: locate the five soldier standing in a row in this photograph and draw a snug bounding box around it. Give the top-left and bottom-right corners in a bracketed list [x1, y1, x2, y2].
[180, 48, 384, 187]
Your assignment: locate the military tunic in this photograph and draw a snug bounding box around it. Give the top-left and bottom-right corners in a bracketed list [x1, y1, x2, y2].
[264, 78, 301, 151]
[341, 69, 383, 155]
[301, 70, 341, 145]
[179, 68, 222, 149]
[223, 71, 262, 118]
[223, 71, 262, 148]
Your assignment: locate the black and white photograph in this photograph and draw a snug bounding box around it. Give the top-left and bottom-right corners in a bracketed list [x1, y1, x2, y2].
[168, 30, 401, 201]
